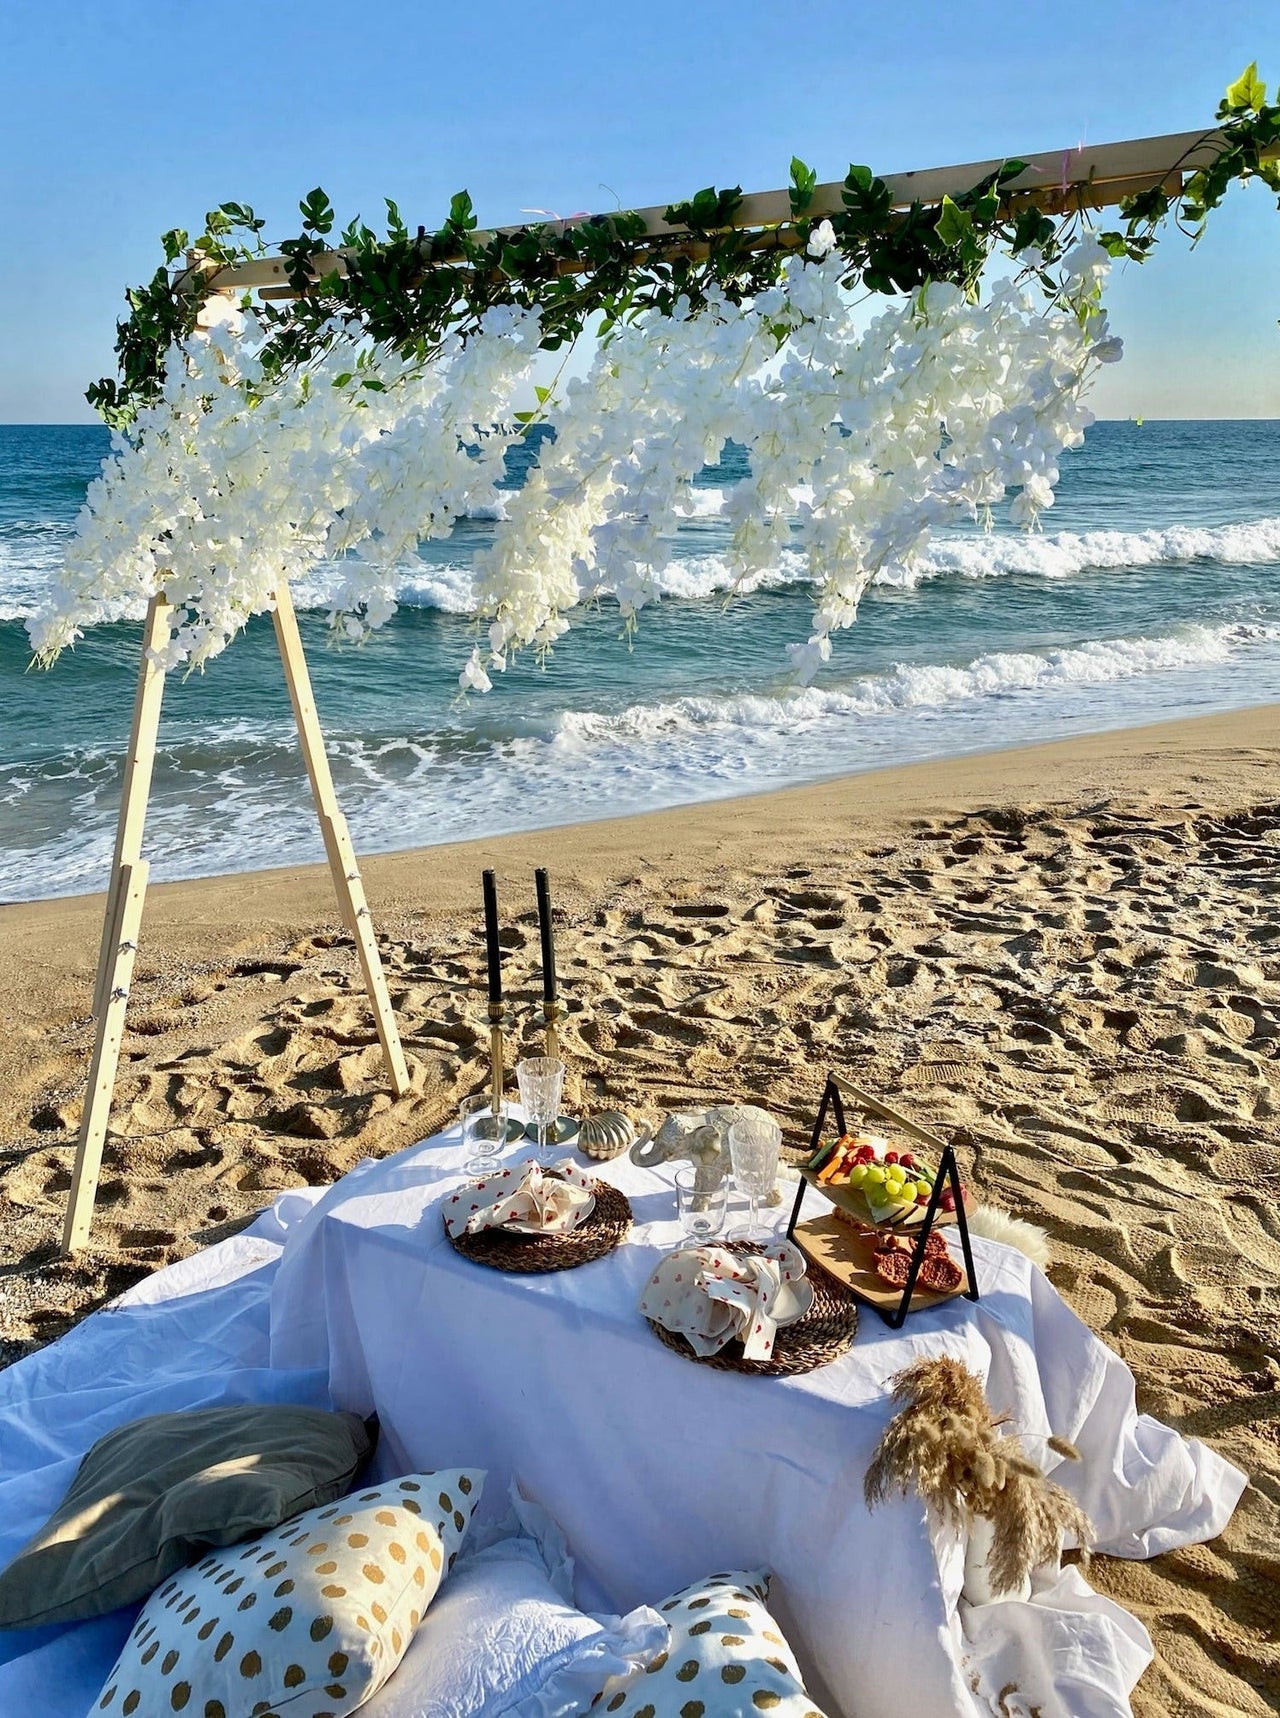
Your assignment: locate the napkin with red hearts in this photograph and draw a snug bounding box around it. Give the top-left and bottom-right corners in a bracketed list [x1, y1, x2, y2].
[640, 1240, 813, 1362]
[443, 1160, 596, 1238]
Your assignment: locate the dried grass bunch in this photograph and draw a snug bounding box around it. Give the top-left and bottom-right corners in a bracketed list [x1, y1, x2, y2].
[865, 1357, 1093, 1595]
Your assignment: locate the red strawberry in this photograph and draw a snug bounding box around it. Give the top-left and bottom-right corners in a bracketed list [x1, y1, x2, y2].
[885, 1151, 899, 1166]
[900, 1153, 916, 1170]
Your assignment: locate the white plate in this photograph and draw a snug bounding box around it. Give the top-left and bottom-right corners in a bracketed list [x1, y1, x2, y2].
[772, 1275, 815, 1326]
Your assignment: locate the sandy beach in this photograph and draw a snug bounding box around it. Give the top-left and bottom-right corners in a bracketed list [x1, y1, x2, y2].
[1, 704, 1277, 1715]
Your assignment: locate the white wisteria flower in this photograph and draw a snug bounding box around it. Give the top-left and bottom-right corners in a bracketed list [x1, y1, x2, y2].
[28, 303, 543, 668]
[469, 245, 1120, 686]
[31, 240, 1120, 693]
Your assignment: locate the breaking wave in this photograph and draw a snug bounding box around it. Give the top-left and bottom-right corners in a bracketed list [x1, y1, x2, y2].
[555, 621, 1280, 745]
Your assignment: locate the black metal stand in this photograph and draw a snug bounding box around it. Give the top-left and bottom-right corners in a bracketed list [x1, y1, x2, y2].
[787, 1071, 980, 1329]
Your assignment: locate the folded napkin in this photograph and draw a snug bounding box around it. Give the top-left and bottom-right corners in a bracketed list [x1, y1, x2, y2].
[639, 1240, 814, 1362]
[443, 1160, 596, 1239]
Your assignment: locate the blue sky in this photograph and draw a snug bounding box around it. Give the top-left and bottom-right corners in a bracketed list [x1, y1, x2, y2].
[1, 0, 1277, 422]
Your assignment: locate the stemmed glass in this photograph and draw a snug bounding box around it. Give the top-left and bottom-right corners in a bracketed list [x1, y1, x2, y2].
[727, 1115, 782, 1244]
[515, 1057, 566, 1167]
[460, 1092, 508, 1177]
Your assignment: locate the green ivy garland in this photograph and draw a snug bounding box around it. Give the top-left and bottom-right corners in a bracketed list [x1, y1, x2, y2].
[87, 64, 1279, 430]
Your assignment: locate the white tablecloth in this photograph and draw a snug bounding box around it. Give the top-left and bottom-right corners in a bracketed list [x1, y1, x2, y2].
[263, 1130, 1246, 1718]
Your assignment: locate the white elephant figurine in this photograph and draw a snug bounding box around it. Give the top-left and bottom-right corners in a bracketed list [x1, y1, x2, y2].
[629, 1103, 783, 1205]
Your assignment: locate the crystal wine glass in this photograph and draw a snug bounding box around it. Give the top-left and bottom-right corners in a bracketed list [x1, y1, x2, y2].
[727, 1114, 781, 1244]
[515, 1057, 566, 1167]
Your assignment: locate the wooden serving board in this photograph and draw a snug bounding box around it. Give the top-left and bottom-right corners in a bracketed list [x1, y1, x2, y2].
[794, 1212, 970, 1312]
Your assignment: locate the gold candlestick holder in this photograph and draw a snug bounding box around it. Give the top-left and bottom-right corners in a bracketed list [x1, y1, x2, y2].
[488, 1001, 528, 1142]
[542, 996, 562, 1060]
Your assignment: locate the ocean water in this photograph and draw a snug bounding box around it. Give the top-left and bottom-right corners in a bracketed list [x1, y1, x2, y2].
[1, 419, 1278, 904]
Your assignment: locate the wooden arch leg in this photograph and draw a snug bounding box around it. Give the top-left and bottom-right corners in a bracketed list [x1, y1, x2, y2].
[271, 584, 411, 1097]
[63, 596, 171, 1254]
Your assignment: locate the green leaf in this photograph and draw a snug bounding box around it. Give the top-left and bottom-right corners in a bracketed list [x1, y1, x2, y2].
[841, 165, 892, 222]
[300, 187, 335, 235]
[448, 190, 477, 232]
[663, 185, 743, 232]
[160, 228, 189, 264]
[935, 194, 972, 247]
[1224, 61, 1266, 112]
[218, 201, 261, 229]
[1010, 207, 1055, 253]
[385, 198, 409, 242]
[789, 155, 818, 215]
[340, 216, 376, 249]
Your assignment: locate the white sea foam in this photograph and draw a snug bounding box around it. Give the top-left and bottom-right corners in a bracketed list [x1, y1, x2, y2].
[243, 513, 1280, 614]
[899, 516, 1280, 586]
[554, 621, 1280, 747]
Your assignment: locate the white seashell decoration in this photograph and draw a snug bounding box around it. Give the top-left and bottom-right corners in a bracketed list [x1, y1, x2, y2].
[576, 1110, 636, 1160]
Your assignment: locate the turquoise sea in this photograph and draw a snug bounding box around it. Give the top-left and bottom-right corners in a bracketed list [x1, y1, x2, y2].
[1, 420, 1278, 903]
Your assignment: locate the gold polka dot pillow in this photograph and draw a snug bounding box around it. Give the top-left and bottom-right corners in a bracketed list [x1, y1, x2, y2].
[590, 1571, 828, 1718]
[94, 1469, 484, 1718]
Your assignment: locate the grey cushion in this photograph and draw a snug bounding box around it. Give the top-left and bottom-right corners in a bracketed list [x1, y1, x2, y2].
[0, 1402, 374, 1629]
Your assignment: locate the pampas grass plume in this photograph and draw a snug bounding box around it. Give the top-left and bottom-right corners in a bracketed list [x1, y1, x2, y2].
[864, 1357, 1092, 1595]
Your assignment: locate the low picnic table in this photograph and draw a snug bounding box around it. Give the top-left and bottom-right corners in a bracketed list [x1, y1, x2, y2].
[261, 1125, 1243, 1718]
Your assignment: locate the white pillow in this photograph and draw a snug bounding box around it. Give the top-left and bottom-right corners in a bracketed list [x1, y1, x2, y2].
[94, 1470, 483, 1718]
[364, 1534, 665, 1718]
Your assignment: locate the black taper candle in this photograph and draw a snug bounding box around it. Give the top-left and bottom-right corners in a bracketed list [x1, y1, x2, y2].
[535, 867, 557, 1003]
[482, 869, 502, 1003]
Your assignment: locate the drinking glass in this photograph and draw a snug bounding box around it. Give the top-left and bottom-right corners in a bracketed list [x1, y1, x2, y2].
[675, 1165, 727, 1244]
[515, 1057, 566, 1166]
[727, 1114, 782, 1244]
[460, 1093, 507, 1176]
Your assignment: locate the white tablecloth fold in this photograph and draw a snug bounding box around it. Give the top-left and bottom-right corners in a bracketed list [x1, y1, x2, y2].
[0, 1131, 1246, 1718]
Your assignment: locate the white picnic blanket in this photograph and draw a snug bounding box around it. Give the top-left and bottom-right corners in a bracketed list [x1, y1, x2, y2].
[0, 1130, 1246, 1718]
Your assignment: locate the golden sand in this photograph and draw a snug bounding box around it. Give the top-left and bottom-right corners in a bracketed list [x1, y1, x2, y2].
[1, 704, 1277, 1715]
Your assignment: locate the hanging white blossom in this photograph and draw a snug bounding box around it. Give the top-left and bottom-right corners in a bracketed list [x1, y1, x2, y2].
[28, 301, 544, 669]
[29, 233, 1120, 686]
[467, 233, 1121, 689]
